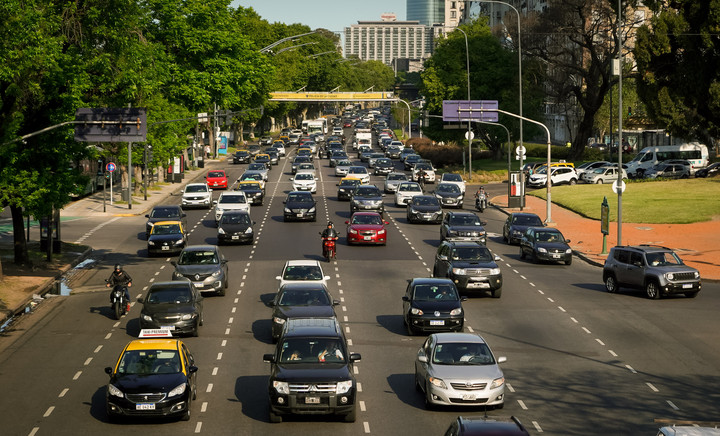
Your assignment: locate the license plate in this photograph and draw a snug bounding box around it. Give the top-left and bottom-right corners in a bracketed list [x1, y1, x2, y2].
[297, 212, 304, 217]
[305, 397, 320, 404]
[231, 235, 239, 240]
[364, 236, 371, 240]
[160, 325, 175, 330]
[136, 403, 155, 410]
[423, 214, 433, 219]
[682, 283, 693, 289]
[553, 254, 561, 258]
[194, 282, 204, 288]
[462, 394, 476, 401]
[467, 282, 490, 289]
[430, 320, 445, 326]
[161, 246, 169, 250]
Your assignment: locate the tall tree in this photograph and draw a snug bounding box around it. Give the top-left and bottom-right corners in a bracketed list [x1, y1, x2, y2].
[634, 0, 720, 145]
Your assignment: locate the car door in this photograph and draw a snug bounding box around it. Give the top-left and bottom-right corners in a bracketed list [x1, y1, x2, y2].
[625, 252, 646, 287]
[415, 335, 434, 382]
[612, 249, 633, 285]
[402, 282, 413, 322]
[440, 214, 450, 239]
[520, 228, 534, 256]
[435, 243, 451, 277]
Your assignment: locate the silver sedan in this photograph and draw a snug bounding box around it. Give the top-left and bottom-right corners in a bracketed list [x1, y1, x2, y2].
[415, 332, 506, 409]
[394, 181, 423, 207]
[384, 172, 408, 193]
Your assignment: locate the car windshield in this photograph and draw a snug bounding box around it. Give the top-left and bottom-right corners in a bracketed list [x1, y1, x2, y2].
[208, 171, 225, 178]
[415, 163, 432, 170]
[279, 338, 345, 363]
[513, 215, 543, 226]
[535, 231, 565, 243]
[443, 174, 462, 182]
[351, 214, 383, 225]
[338, 160, 352, 166]
[592, 168, 609, 174]
[241, 174, 262, 181]
[248, 164, 265, 170]
[412, 284, 458, 301]
[283, 265, 323, 280]
[178, 250, 219, 265]
[185, 185, 207, 193]
[349, 167, 367, 174]
[437, 184, 460, 194]
[432, 343, 495, 365]
[295, 173, 314, 180]
[399, 183, 420, 192]
[287, 194, 313, 203]
[355, 188, 379, 197]
[413, 197, 440, 206]
[645, 251, 683, 266]
[150, 207, 181, 219]
[449, 216, 482, 226]
[220, 213, 250, 225]
[278, 289, 330, 306]
[239, 183, 261, 190]
[388, 174, 407, 181]
[117, 350, 181, 375]
[450, 247, 493, 261]
[152, 224, 182, 235]
[219, 195, 246, 204]
[146, 286, 193, 304]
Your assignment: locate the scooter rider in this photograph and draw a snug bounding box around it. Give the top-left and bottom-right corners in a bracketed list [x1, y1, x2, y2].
[320, 221, 339, 257]
[475, 186, 487, 209]
[106, 264, 132, 312]
[417, 168, 427, 190]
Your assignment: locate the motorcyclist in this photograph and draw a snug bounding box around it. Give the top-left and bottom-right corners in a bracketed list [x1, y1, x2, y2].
[475, 186, 487, 210]
[320, 222, 339, 258]
[417, 168, 427, 190]
[106, 264, 132, 312]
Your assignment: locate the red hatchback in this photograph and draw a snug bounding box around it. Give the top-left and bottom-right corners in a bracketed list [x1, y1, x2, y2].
[345, 212, 388, 245]
[205, 170, 228, 189]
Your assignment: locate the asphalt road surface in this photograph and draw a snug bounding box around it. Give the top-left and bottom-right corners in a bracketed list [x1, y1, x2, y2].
[1, 130, 719, 436]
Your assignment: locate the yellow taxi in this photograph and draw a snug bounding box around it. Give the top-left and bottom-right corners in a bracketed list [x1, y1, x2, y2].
[279, 134, 290, 144]
[336, 176, 363, 201]
[236, 180, 265, 205]
[146, 220, 188, 256]
[104, 330, 198, 421]
[254, 153, 272, 168]
[238, 171, 266, 189]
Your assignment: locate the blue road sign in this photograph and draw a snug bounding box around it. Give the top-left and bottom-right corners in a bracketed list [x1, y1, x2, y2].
[106, 162, 116, 172]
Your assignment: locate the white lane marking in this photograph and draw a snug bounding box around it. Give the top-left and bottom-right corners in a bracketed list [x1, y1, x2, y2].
[195, 422, 202, 433]
[113, 322, 120, 328]
[59, 388, 69, 397]
[354, 366, 359, 374]
[228, 317, 234, 323]
[547, 298, 554, 303]
[558, 306, 566, 312]
[538, 290, 545, 295]
[364, 422, 371, 433]
[347, 339, 353, 346]
[234, 298, 239, 303]
[517, 399, 528, 410]
[73, 371, 82, 380]
[667, 400, 680, 410]
[626, 365, 637, 374]
[339, 289, 344, 294]
[609, 350, 618, 357]
[342, 306, 347, 312]
[84, 357, 92, 366]
[345, 326, 350, 333]
[105, 333, 112, 339]
[595, 339, 605, 346]
[212, 367, 218, 376]
[646, 382, 659, 392]
[160, 265, 166, 270]
[225, 328, 230, 335]
[94, 345, 103, 353]
[201, 402, 208, 412]
[529, 282, 535, 287]
[344, 316, 348, 322]
[340, 297, 345, 302]
[532, 421, 543, 433]
[154, 271, 160, 276]
[360, 401, 366, 411]
[520, 275, 526, 280]
[513, 269, 519, 274]
[357, 382, 362, 392]
[570, 317, 578, 323]
[29, 427, 39, 436]
[506, 383, 515, 393]
[43, 406, 54, 417]
[582, 327, 591, 334]
[231, 307, 236, 313]
[466, 326, 474, 333]
[206, 384, 213, 393]
[221, 340, 227, 347]
[217, 352, 223, 360]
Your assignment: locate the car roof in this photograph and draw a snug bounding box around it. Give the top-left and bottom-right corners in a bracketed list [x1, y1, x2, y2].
[152, 220, 183, 227]
[455, 416, 530, 435]
[410, 277, 455, 286]
[186, 183, 208, 187]
[432, 332, 487, 344]
[285, 259, 321, 267]
[614, 244, 673, 253]
[279, 282, 329, 291]
[181, 244, 218, 252]
[125, 338, 181, 351]
[351, 211, 382, 217]
[510, 212, 541, 218]
[282, 317, 340, 338]
[444, 240, 485, 248]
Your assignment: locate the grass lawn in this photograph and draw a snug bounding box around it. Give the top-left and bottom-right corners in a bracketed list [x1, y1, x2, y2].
[528, 178, 720, 224]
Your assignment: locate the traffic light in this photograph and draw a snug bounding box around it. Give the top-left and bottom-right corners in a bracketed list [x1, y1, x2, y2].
[627, 106, 632, 117]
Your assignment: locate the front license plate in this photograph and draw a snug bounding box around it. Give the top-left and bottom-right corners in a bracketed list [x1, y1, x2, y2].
[161, 246, 169, 250]
[305, 397, 320, 404]
[429, 320, 445, 326]
[231, 235, 239, 240]
[194, 282, 204, 288]
[462, 394, 476, 401]
[682, 283, 693, 289]
[467, 282, 490, 289]
[553, 254, 561, 258]
[364, 236, 371, 240]
[136, 403, 155, 410]
[297, 212, 304, 217]
[160, 325, 176, 330]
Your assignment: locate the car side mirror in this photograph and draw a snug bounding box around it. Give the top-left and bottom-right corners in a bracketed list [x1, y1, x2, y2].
[332, 300, 340, 306]
[566, 239, 571, 243]
[402, 296, 410, 302]
[275, 276, 282, 281]
[481, 221, 488, 226]
[497, 356, 507, 364]
[417, 355, 428, 363]
[182, 213, 187, 218]
[384, 221, 389, 225]
[170, 261, 177, 266]
[104, 367, 113, 375]
[263, 354, 275, 363]
[438, 254, 448, 261]
[345, 221, 349, 224]
[323, 275, 330, 281]
[213, 201, 217, 205]
[145, 214, 150, 218]
[494, 255, 501, 261]
[137, 297, 144, 304]
[349, 353, 362, 362]
[290, 177, 294, 181]
[460, 296, 468, 301]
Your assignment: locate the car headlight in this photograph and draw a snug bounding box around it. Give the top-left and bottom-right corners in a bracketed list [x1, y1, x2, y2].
[308, 207, 316, 213]
[378, 229, 386, 235]
[218, 228, 226, 235]
[245, 227, 253, 234]
[273, 317, 286, 325]
[490, 376, 505, 389]
[349, 229, 358, 234]
[107, 383, 123, 398]
[181, 313, 195, 320]
[211, 270, 222, 277]
[565, 248, 572, 254]
[147, 240, 156, 246]
[489, 268, 501, 275]
[450, 308, 463, 316]
[141, 314, 152, 322]
[284, 207, 292, 213]
[409, 208, 418, 214]
[538, 247, 547, 253]
[451, 268, 466, 275]
[512, 230, 522, 236]
[168, 382, 187, 398]
[172, 271, 184, 279]
[410, 307, 424, 315]
[273, 381, 289, 395]
[429, 377, 447, 389]
[174, 238, 184, 245]
[694, 271, 701, 279]
[336, 380, 353, 394]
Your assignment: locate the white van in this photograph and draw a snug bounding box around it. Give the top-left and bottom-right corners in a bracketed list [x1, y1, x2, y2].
[657, 426, 720, 436]
[625, 143, 708, 177]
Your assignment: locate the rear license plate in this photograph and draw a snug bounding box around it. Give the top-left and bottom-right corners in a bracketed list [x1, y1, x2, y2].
[305, 397, 320, 404]
[430, 320, 445, 326]
[136, 403, 155, 410]
[682, 283, 693, 289]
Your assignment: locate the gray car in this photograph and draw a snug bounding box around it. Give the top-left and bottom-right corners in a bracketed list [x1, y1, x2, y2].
[384, 172, 408, 193]
[415, 332, 507, 409]
[138, 281, 203, 337]
[171, 245, 229, 296]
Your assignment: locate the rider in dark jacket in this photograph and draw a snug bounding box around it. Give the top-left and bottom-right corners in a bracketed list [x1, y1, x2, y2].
[107, 264, 132, 310]
[320, 222, 338, 258]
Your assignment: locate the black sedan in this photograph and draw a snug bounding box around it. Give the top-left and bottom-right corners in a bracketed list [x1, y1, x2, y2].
[406, 195, 443, 224]
[233, 150, 251, 164]
[268, 282, 339, 341]
[402, 278, 466, 335]
[138, 281, 203, 336]
[696, 162, 720, 178]
[433, 183, 464, 208]
[283, 191, 317, 222]
[217, 210, 255, 245]
[440, 211, 487, 244]
[502, 212, 544, 244]
[519, 227, 573, 265]
[373, 158, 395, 175]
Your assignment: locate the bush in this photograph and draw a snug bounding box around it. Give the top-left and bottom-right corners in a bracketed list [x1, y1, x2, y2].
[411, 140, 465, 168]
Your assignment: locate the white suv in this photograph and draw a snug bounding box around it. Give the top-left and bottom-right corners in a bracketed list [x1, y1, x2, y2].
[181, 183, 212, 209]
[527, 167, 578, 187]
[213, 191, 250, 224]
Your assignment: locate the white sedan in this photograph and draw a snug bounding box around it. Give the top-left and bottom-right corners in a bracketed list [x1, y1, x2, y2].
[394, 182, 423, 207]
[291, 172, 318, 193]
[347, 166, 370, 184]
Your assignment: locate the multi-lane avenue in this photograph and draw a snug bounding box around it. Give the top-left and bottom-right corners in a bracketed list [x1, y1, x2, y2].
[1, 129, 719, 436]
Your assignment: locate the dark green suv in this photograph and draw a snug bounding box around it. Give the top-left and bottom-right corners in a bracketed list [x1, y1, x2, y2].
[603, 245, 701, 299]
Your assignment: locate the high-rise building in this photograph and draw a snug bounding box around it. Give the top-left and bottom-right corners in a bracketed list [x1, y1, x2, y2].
[407, 0, 467, 27]
[344, 14, 434, 71]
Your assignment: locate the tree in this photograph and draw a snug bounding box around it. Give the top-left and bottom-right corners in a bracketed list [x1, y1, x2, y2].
[634, 0, 720, 145]
[523, 0, 643, 158]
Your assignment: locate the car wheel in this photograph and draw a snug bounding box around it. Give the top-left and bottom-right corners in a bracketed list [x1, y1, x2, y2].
[532, 251, 539, 263]
[192, 322, 199, 337]
[199, 312, 204, 326]
[415, 373, 423, 392]
[180, 400, 191, 421]
[492, 287, 502, 298]
[503, 230, 509, 243]
[596, 179, 603, 184]
[645, 280, 661, 299]
[565, 257, 573, 266]
[269, 410, 282, 423]
[519, 247, 526, 259]
[406, 322, 416, 336]
[494, 402, 505, 410]
[343, 407, 357, 423]
[569, 178, 577, 185]
[217, 287, 226, 297]
[604, 274, 618, 293]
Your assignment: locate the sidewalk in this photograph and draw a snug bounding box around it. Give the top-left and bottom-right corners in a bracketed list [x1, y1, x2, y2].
[491, 194, 720, 281]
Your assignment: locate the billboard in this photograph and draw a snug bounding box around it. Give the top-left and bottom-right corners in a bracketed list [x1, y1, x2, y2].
[442, 100, 499, 123]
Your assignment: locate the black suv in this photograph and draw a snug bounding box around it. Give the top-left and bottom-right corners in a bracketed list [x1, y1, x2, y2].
[350, 185, 385, 214]
[603, 245, 702, 299]
[263, 318, 361, 423]
[433, 241, 503, 297]
[440, 211, 487, 244]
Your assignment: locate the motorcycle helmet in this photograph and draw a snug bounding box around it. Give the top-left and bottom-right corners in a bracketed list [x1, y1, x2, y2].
[114, 264, 122, 272]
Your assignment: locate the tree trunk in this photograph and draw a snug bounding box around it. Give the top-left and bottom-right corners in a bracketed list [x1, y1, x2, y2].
[10, 204, 29, 266]
[570, 112, 597, 160]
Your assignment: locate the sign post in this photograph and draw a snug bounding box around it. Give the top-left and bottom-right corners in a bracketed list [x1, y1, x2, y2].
[601, 196, 610, 254]
[106, 162, 116, 206]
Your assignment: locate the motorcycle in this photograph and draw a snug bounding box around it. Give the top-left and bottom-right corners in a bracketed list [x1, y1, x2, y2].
[475, 192, 487, 213]
[321, 236, 337, 262]
[106, 280, 128, 320]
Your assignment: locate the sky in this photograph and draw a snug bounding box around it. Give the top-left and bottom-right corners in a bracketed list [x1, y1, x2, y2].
[232, 0, 407, 33]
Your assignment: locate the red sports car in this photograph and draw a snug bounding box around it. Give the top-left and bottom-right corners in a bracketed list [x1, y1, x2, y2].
[343, 121, 352, 128]
[205, 170, 228, 189]
[345, 212, 388, 245]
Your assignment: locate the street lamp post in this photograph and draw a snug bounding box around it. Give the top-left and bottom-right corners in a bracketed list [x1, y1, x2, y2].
[259, 30, 319, 54]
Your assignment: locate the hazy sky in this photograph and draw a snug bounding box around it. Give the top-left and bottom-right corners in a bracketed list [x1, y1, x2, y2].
[232, 0, 407, 33]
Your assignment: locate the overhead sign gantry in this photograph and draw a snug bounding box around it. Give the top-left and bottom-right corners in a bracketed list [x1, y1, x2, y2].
[269, 91, 395, 102]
